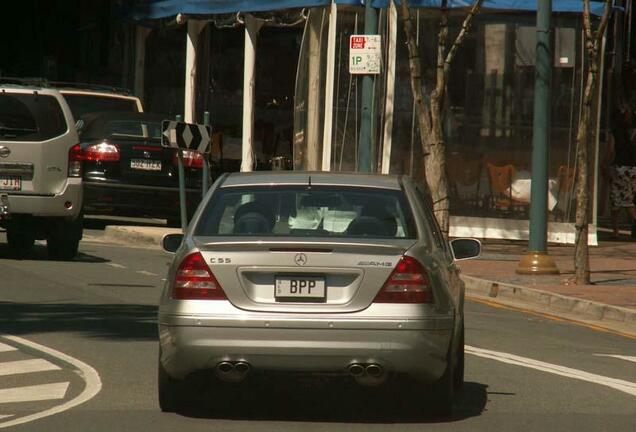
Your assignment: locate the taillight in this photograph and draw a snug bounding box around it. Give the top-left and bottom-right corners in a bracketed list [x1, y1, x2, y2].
[173, 150, 204, 168]
[68, 144, 83, 177]
[173, 252, 226, 300]
[373, 256, 433, 303]
[84, 142, 120, 162]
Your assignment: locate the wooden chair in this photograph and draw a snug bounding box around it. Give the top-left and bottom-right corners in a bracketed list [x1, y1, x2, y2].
[485, 162, 529, 214]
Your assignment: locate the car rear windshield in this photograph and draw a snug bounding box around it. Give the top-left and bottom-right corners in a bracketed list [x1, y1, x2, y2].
[0, 93, 67, 141]
[80, 119, 163, 140]
[195, 185, 417, 239]
[63, 94, 139, 119]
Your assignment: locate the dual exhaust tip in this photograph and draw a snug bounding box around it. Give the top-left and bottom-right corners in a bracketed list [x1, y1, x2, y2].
[348, 363, 383, 378]
[215, 361, 251, 382]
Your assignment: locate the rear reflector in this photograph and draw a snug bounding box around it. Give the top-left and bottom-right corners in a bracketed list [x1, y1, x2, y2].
[173, 252, 226, 300]
[373, 256, 433, 303]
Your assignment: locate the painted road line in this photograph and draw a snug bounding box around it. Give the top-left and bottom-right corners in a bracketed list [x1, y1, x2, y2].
[0, 417, 12, 420]
[467, 346, 636, 397]
[0, 359, 60, 376]
[0, 343, 16, 353]
[0, 335, 102, 429]
[595, 354, 636, 364]
[136, 270, 158, 276]
[106, 263, 126, 269]
[0, 383, 69, 404]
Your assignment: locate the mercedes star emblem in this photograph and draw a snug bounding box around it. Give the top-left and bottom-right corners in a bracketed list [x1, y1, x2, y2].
[294, 253, 307, 266]
[0, 146, 10, 158]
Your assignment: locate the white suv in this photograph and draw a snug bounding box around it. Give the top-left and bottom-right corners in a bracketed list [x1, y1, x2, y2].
[0, 85, 83, 259]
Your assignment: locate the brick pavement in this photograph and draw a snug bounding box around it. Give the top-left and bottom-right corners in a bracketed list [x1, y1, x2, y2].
[458, 237, 636, 310]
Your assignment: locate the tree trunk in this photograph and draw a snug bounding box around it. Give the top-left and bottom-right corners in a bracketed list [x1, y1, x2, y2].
[573, 0, 611, 284]
[398, 0, 432, 190]
[427, 9, 451, 237]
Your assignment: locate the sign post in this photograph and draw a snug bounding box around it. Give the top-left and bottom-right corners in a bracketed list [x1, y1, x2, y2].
[161, 117, 212, 233]
[351, 3, 380, 173]
[202, 111, 211, 198]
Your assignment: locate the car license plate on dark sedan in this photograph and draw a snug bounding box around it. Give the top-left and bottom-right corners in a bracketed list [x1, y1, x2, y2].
[131, 159, 162, 171]
[0, 176, 21, 191]
[275, 276, 326, 302]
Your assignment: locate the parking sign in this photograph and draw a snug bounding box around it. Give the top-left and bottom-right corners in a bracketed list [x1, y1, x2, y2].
[349, 35, 382, 75]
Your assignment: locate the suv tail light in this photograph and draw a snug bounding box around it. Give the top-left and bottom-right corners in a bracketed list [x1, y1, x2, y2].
[68, 144, 83, 177]
[84, 142, 120, 162]
[173, 252, 226, 300]
[373, 256, 433, 303]
[173, 150, 204, 169]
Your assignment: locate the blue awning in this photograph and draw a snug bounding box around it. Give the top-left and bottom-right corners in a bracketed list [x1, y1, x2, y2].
[128, 0, 609, 21]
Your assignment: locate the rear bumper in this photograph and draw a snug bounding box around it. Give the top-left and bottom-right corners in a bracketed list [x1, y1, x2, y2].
[0, 178, 82, 218]
[83, 181, 200, 218]
[159, 313, 453, 382]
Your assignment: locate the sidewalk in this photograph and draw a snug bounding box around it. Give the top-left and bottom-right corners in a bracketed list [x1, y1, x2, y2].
[458, 237, 636, 337]
[97, 225, 636, 337]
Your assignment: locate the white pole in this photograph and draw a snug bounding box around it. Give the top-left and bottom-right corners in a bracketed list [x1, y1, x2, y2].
[184, 20, 205, 124]
[321, 2, 338, 172]
[241, 15, 262, 172]
[134, 26, 151, 102]
[381, 1, 398, 174]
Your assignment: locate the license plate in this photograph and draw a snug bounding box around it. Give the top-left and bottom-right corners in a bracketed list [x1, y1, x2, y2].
[275, 276, 326, 302]
[0, 176, 21, 191]
[130, 159, 162, 171]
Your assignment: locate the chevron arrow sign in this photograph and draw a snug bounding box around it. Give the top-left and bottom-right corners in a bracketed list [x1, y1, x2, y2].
[161, 120, 212, 154]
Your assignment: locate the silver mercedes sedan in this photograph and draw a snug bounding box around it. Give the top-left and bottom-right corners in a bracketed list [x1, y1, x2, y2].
[158, 171, 480, 416]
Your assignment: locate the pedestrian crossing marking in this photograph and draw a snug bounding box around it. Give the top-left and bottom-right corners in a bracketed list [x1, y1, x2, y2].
[0, 382, 69, 404]
[0, 359, 61, 377]
[0, 343, 16, 353]
[595, 354, 636, 364]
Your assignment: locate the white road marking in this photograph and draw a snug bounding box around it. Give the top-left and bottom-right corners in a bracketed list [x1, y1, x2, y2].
[0, 335, 102, 429]
[467, 346, 636, 397]
[595, 354, 636, 364]
[0, 417, 12, 420]
[136, 270, 158, 277]
[0, 342, 16, 353]
[0, 383, 69, 404]
[107, 263, 126, 269]
[0, 359, 60, 376]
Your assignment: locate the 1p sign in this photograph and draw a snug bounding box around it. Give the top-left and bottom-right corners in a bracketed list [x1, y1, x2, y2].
[349, 35, 381, 75]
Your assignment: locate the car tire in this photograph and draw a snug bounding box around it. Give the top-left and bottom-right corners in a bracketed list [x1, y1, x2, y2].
[158, 355, 183, 412]
[6, 223, 35, 259]
[454, 321, 465, 391]
[47, 216, 83, 261]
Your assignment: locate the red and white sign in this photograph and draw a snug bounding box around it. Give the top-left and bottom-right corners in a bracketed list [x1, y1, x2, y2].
[349, 35, 382, 75]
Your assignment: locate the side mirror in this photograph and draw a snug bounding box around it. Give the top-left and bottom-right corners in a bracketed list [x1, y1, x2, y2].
[162, 233, 184, 253]
[450, 238, 481, 260]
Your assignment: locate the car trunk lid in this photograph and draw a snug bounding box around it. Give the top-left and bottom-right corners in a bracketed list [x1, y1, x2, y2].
[194, 238, 415, 313]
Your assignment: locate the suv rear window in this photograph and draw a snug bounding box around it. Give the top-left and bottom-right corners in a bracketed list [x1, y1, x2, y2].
[195, 186, 416, 239]
[62, 94, 139, 119]
[0, 93, 67, 141]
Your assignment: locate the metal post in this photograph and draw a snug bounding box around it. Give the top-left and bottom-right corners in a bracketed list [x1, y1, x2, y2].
[175, 114, 188, 233]
[517, 0, 558, 274]
[357, 1, 378, 173]
[202, 111, 210, 198]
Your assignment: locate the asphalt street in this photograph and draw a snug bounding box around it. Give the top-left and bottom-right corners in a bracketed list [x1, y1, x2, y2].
[0, 229, 634, 431]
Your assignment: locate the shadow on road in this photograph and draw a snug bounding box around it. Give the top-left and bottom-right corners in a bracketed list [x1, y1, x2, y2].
[0, 302, 158, 341]
[0, 243, 110, 263]
[178, 377, 488, 424]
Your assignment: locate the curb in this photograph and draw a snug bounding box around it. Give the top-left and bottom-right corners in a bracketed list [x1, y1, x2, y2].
[462, 274, 636, 337]
[101, 226, 180, 249]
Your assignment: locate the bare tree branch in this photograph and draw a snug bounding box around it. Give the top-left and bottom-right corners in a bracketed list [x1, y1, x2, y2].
[445, 0, 485, 66]
[592, 0, 612, 41]
[398, 0, 433, 137]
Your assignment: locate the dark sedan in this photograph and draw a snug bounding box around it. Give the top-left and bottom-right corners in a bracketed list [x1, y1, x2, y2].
[78, 112, 205, 225]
